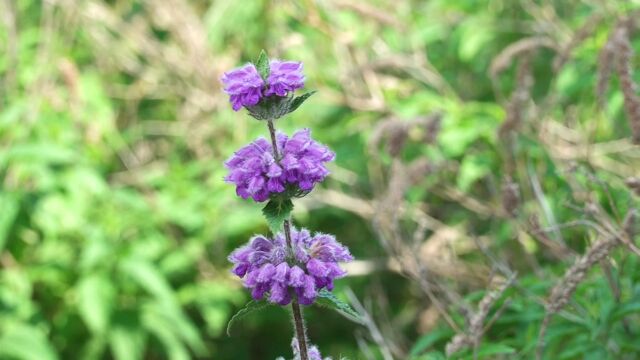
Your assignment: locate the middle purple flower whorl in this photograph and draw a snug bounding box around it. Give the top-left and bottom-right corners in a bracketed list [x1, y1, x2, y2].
[224, 129, 335, 202]
[228, 227, 353, 306]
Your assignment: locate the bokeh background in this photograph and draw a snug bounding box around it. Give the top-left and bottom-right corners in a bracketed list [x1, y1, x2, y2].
[2, 0, 640, 359]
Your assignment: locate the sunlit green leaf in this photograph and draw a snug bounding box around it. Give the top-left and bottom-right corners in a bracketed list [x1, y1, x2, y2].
[457, 152, 492, 192]
[109, 319, 146, 360]
[77, 273, 114, 334]
[0, 323, 58, 360]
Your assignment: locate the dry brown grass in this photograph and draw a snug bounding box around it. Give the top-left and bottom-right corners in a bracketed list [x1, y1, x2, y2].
[536, 210, 636, 359]
[445, 274, 515, 357]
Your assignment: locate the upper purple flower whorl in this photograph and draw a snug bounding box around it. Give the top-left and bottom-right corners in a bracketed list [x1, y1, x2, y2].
[228, 227, 353, 306]
[224, 129, 335, 202]
[221, 63, 265, 111]
[266, 60, 305, 97]
[221, 58, 306, 112]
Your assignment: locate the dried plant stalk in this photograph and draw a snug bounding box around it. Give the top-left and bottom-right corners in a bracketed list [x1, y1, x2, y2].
[501, 176, 520, 218]
[499, 53, 534, 138]
[596, 31, 617, 108]
[553, 13, 603, 71]
[423, 114, 442, 145]
[526, 215, 575, 260]
[489, 37, 555, 79]
[626, 177, 640, 196]
[445, 275, 515, 356]
[619, 209, 640, 257]
[624, 209, 637, 241]
[612, 21, 640, 144]
[370, 113, 442, 157]
[387, 124, 409, 157]
[536, 211, 634, 359]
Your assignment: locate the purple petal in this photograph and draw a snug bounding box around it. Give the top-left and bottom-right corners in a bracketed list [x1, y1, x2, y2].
[269, 282, 291, 305]
[288, 266, 306, 287]
[273, 262, 289, 283]
[257, 263, 276, 283]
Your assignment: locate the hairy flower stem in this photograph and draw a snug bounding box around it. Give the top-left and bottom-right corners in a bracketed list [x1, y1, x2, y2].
[267, 121, 310, 360]
[285, 219, 310, 360]
[268, 119, 281, 160]
[291, 291, 310, 360]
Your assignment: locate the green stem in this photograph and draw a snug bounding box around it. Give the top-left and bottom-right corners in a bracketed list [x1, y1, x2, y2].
[266, 121, 309, 360]
[285, 219, 309, 360]
[267, 119, 280, 160]
[291, 296, 309, 360]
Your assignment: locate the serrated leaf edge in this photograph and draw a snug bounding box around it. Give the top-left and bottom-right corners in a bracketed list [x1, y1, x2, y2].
[226, 300, 269, 336]
[287, 91, 317, 114]
[262, 199, 294, 234]
[315, 289, 364, 324]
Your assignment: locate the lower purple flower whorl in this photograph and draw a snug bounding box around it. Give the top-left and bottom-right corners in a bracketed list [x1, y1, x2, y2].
[228, 227, 353, 306]
[224, 129, 335, 202]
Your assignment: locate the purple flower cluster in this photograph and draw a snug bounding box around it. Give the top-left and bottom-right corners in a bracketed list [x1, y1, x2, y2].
[221, 64, 264, 111]
[228, 227, 353, 306]
[224, 129, 335, 202]
[223, 55, 349, 359]
[221, 60, 305, 111]
[265, 61, 305, 97]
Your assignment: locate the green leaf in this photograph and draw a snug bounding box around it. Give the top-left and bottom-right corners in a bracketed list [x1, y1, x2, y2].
[151, 302, 206, 355]
[457, 18, 494, 62]
[612, 300, 640, 322]
[287, 91, 316, 114]
[0, 143, 77, 168]
[77, 273, 114, 334]
[120, 258, 175, 304]
[109, 315, 146, 360]
[0, 192, 19, 251]
[459, 344, 516, 359]
[255, 50, 270, 81]
[315, 289, 363, 324]
[246, 95, 292, 121]
[0, 323, 58, 360]
[457, 152, 492, 192]
[142, 307, 189, 360]
[262, 199, 294, 234]
[226, 299, 269, 336]
[413, 351, 447, 360]
[81, 336, 108, 360]
[409, 328, 454, 356]
[121, 259, 206, 355]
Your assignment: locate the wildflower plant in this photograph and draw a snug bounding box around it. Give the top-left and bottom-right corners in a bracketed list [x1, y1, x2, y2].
[222, 51, 360, 360]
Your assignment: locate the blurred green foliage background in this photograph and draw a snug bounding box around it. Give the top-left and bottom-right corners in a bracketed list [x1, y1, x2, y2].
[2, 0, 640, 359]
